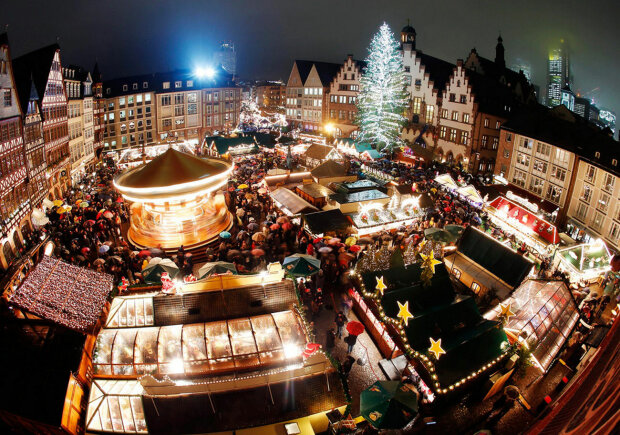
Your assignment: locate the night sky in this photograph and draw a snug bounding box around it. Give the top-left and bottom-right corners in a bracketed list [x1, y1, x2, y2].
[4, 0, 619, 116]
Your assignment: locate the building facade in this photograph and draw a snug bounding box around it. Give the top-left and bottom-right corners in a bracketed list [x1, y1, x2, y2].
[155, 74, 203, 144]
[546, 40, 570, 107]
[215, 41, 236, 77]
[255, 81, 285, 111]
[325, 55, 365, 138]
[201, 85, 241, 137]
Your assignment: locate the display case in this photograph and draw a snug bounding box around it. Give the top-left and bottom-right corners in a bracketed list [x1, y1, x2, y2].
[93, 311, 307, 378]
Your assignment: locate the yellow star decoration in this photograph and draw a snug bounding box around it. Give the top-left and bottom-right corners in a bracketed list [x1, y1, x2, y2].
[429, 337, 446, 359]
[397, 301, 413, 326]
[420, 251, 442, 274]
[375, 276, 387, 295]
[499, 303, 515, 321]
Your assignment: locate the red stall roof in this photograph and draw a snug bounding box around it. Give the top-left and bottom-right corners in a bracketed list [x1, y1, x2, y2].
[488, 196, 560, 245]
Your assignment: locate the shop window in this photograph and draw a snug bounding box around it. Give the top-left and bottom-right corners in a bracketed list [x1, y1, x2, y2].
[471, 282, 481, 294]
[452, 268, 461, 279]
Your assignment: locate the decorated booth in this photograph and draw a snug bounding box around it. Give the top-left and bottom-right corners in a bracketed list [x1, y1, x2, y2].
[555, 239, 612, 283]
[486, 194, 559, 254]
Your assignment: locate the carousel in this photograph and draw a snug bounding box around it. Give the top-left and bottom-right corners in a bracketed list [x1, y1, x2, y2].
[114, 148, 233, 250]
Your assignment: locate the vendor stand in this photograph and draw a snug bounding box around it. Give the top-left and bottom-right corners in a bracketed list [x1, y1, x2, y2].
[555, 239, 612, 284]
[485, 194, 559, 255]
[484, 279, 579, 372]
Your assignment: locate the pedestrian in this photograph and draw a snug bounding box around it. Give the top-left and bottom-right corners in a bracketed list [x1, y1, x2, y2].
[341, 355, 355, 378]
[341, 292, 353, 316]
[344, 333, 358, 354]
[335, 310, 347, 338]
[326, 328, 336, 350]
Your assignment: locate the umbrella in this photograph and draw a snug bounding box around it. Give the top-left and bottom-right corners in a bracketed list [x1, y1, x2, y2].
[345, 236, 357, 246]
[42, 198, 54, 209]
[149, 247, 164, 256]
[318, 246, 332, 254]
[110, 255, 123, 263]
[197, 262, 238, 279]
[53, 199, 63, 207]
[80, 201, 90, 208]
[219, 231, 232, 239]
[339, 252, 355, 264]
[56, 207, 68, 214]
[349, 245, 362, 253]
[103, 211, 114, 219]
[360, 381, 419, 429]
[270, 224, 280, 230]
[248, 222, 259, 232]
[116, 197, 124, 202]
[75, 199, 82, 205]
[424, 228, 454, 243]
[138, 250, 151, 257]
[252, 232, 266, 242]
[276, 216, 289, 224]
[258, 188, 267, 194]
[99, 245, 110, 254]
[327, 237, 341, 245]
[282, 222, 293, 231]
[346, 320, 365, 336]
[84, 219, 96, 226]
[81, 247, 90, 255]
[445, 224, 465, 241]
[226, 249, 242, 259]
[282, 254, 321, 277]
[238, 184, 249, 189]
[142, 257, 180, 283]
[93, 258, 105, 266]
[251, 248, 265, 257]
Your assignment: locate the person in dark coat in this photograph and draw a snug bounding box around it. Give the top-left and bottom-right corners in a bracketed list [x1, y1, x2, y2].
[344, 333, 358, 354]
[341, 355, 355, 378]
[325, 328, 336, 350]
[335, 311, 347, 338]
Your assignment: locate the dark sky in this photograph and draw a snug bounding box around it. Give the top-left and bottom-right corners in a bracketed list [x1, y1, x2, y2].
[4, 0, 619, 116]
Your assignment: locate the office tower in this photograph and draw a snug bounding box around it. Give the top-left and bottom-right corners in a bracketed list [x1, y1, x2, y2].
[546, 39, 570, 107]
[215, 41, 236, 77]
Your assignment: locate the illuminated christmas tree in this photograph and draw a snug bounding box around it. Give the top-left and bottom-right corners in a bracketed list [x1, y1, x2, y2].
[356, 22, 409, 153]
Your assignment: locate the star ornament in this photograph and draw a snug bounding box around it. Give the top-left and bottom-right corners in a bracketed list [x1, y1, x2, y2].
[420, 251, 442, 274]
[375, 276, 387, 295]
[397, 301, 413, 326]
[499, 303, 515, 321]
[429, 337, 446, 359]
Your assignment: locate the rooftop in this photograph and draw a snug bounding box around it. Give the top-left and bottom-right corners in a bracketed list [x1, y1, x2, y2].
[329, 189, 389, 204]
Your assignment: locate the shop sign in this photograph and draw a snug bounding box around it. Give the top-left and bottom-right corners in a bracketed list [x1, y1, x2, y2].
[507, 191, 539, 213]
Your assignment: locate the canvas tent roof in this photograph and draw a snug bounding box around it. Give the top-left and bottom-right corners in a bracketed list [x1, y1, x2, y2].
[302, 209, 351, 235]
[435, 174, 459, 190]
[457, 226, 534, 288]
[270, 188, 318, 215]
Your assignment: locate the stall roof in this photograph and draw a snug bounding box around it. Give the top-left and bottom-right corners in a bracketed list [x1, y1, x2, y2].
[329, 189, 389, 204]
[444, 252, 515, 300]
[304, 143, 337, 160]
[435, 173, 459, 190]
[270, 188, 319, 215]
[457, 226, 534, 288]
[296, 182, 334, 198]
[557, 240, 612, 274]
[343, 179, 381, 191]
[361, 263, 507, 386]
[488, 196, 560, 245]
[310, 160, 348, 178]
[362, 149, 382, 159]
[485, 279, 579, 371]
[8, 256, 113, 332]
[456, 185, 484, 204]
[302, 209, 352, 235]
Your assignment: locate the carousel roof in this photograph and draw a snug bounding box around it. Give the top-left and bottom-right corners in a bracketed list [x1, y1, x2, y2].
[117, 148, 230, 189]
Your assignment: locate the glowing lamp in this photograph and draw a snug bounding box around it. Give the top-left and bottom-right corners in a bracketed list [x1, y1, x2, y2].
[195, 66, 216, 79]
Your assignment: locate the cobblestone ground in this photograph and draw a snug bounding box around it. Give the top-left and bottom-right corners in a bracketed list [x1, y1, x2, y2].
[312, 302, 387, 416]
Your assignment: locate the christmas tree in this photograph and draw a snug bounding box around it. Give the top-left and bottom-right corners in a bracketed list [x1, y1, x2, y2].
[356, 23, 409, 153]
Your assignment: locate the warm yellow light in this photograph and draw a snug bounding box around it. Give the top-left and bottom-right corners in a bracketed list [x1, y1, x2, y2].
[324, 123, 335, 133]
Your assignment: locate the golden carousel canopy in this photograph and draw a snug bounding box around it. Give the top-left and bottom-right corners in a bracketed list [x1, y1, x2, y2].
[114, 148, 232, 202]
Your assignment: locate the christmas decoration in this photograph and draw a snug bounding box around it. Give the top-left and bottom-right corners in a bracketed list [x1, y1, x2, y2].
[160, 272, 176, 295]
[356, 22, 409, 153]
[302, 342, 321, 359]
[499, 302, 515, 321]
[420, 251, 442, 274]
[118, 277, 129, 293]
[429, 337, 446, 359]
[397, 301, 413, 326]
[375, 276, 387, 295]
[183, 273, 197, 283]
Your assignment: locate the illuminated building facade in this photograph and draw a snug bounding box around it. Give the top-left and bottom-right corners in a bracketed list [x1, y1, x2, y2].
[546, 40, 570, 107]
[326, 55, 365, 138]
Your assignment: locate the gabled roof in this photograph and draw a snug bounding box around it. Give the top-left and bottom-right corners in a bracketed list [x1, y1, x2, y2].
[312, 61, 342, 87]
[311, 160, 348, 178]
[466, 69, 516, 118]
[502, 104, 620, 176]
[304, 143, 337, 160]
[270, 188, 318, 215]
[417, 52, 455, 94]
[457, 226, 534, 288]
[293, 60, 315, 83]
[12, 43, 60, 113]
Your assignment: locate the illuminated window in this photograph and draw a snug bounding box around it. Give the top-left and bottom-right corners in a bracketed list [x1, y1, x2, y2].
[175, 81, 182, 88]
[453, 268, 461, 279]
[471, 282, 481, 294]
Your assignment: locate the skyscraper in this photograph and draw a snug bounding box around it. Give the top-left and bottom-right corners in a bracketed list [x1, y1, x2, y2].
[215, 41, 236, 77]
[546, 39, 570, 107]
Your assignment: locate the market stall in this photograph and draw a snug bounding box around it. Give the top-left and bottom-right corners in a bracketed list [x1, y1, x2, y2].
[93, 311, 306, 377]
[434, 174, 459, 190]
[106, 295, 155, 328]
[455, 185, 485, 208]
[485, 195, 560, 254]
[85, 379, 147, 434]
[484, 279, 579, 372]
[555, 239, 612, 284]
[270, 188, 318, 217]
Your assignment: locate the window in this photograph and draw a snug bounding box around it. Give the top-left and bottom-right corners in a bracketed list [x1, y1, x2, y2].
[132, 83, 138, 90]
[451, 111, 459, 121]
[516, 152, 530, 167]
[441, 109, 448, 119]
[592, 212, 604, 231]
[143, 81, 148, 88]
[174, 94, 184, 105]
[452, 268, 461, 279]
[188, 92, 197, 103]
[602, 173, 615, 193]
[119, 97, 126, 105]
[613, 159, 618, 167]
[425, 106, 435, 123]
[503, 149, 510, 159]
[460, 94, 467, 104]
[449, 129, 457, 142]
[580, 185, 592, 204]
[575, 202, 588, 222]
[186, 80, 193, 87]
[161, 95, 171, 106]
[162, 118, 172, 127]
[506, 133, 512, 142]
[136, 94, 143, 103]
[412, 97, 421, 114]
[449, 93, 456, 102]
[3, 89, 11, 107]
[188, 103, 197, 115]
[404, 66, 410, 73]
[439, 126, 447, 139]
[481, 135, 488, 148]
[122, 84, 128, 91]
[174, 106, 184, 116]
[414, 79, 421, 91]
[163, 82, 170, 89]
[585, 164, 597, 183]
[108, 113, 114, 121]
[529, 177, 544, 195]
[128, 96, 134, 104]
[145, 93, 151, 103]
[597, 192, 610, 213]
[461, 131, 469, 145]
[175, 81, 182, 88]
[609, 223, 620, 243]
[595, 151, 601, 159]
[462, 113, 470, 123]
[520, 137, 533, 150]
[512, 169, 526, 187]
[545, 184, 562, 203]
[550, 165, 566, 182]
[533, 159, 548, 173]
[491, 137, 499, 150]
[484, 118, 489, 127]
[495, 121, 501, 129]
[471, 282, 481, 294]
[554, 148, 570, 165]
[119, 110, 126, 119]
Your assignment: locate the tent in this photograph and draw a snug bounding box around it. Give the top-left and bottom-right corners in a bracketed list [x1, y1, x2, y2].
[456, 185, 484, 207]
[270, 188, 318, 216]
[197, 262, 238, 279]
[282, 254, 321, 277]
[302, 209, 352, 237]
[556, 239, 612, 282]
[434, 174, 459, 190]
[360, 381, 418, 429]
[142, 257, 180, 283]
